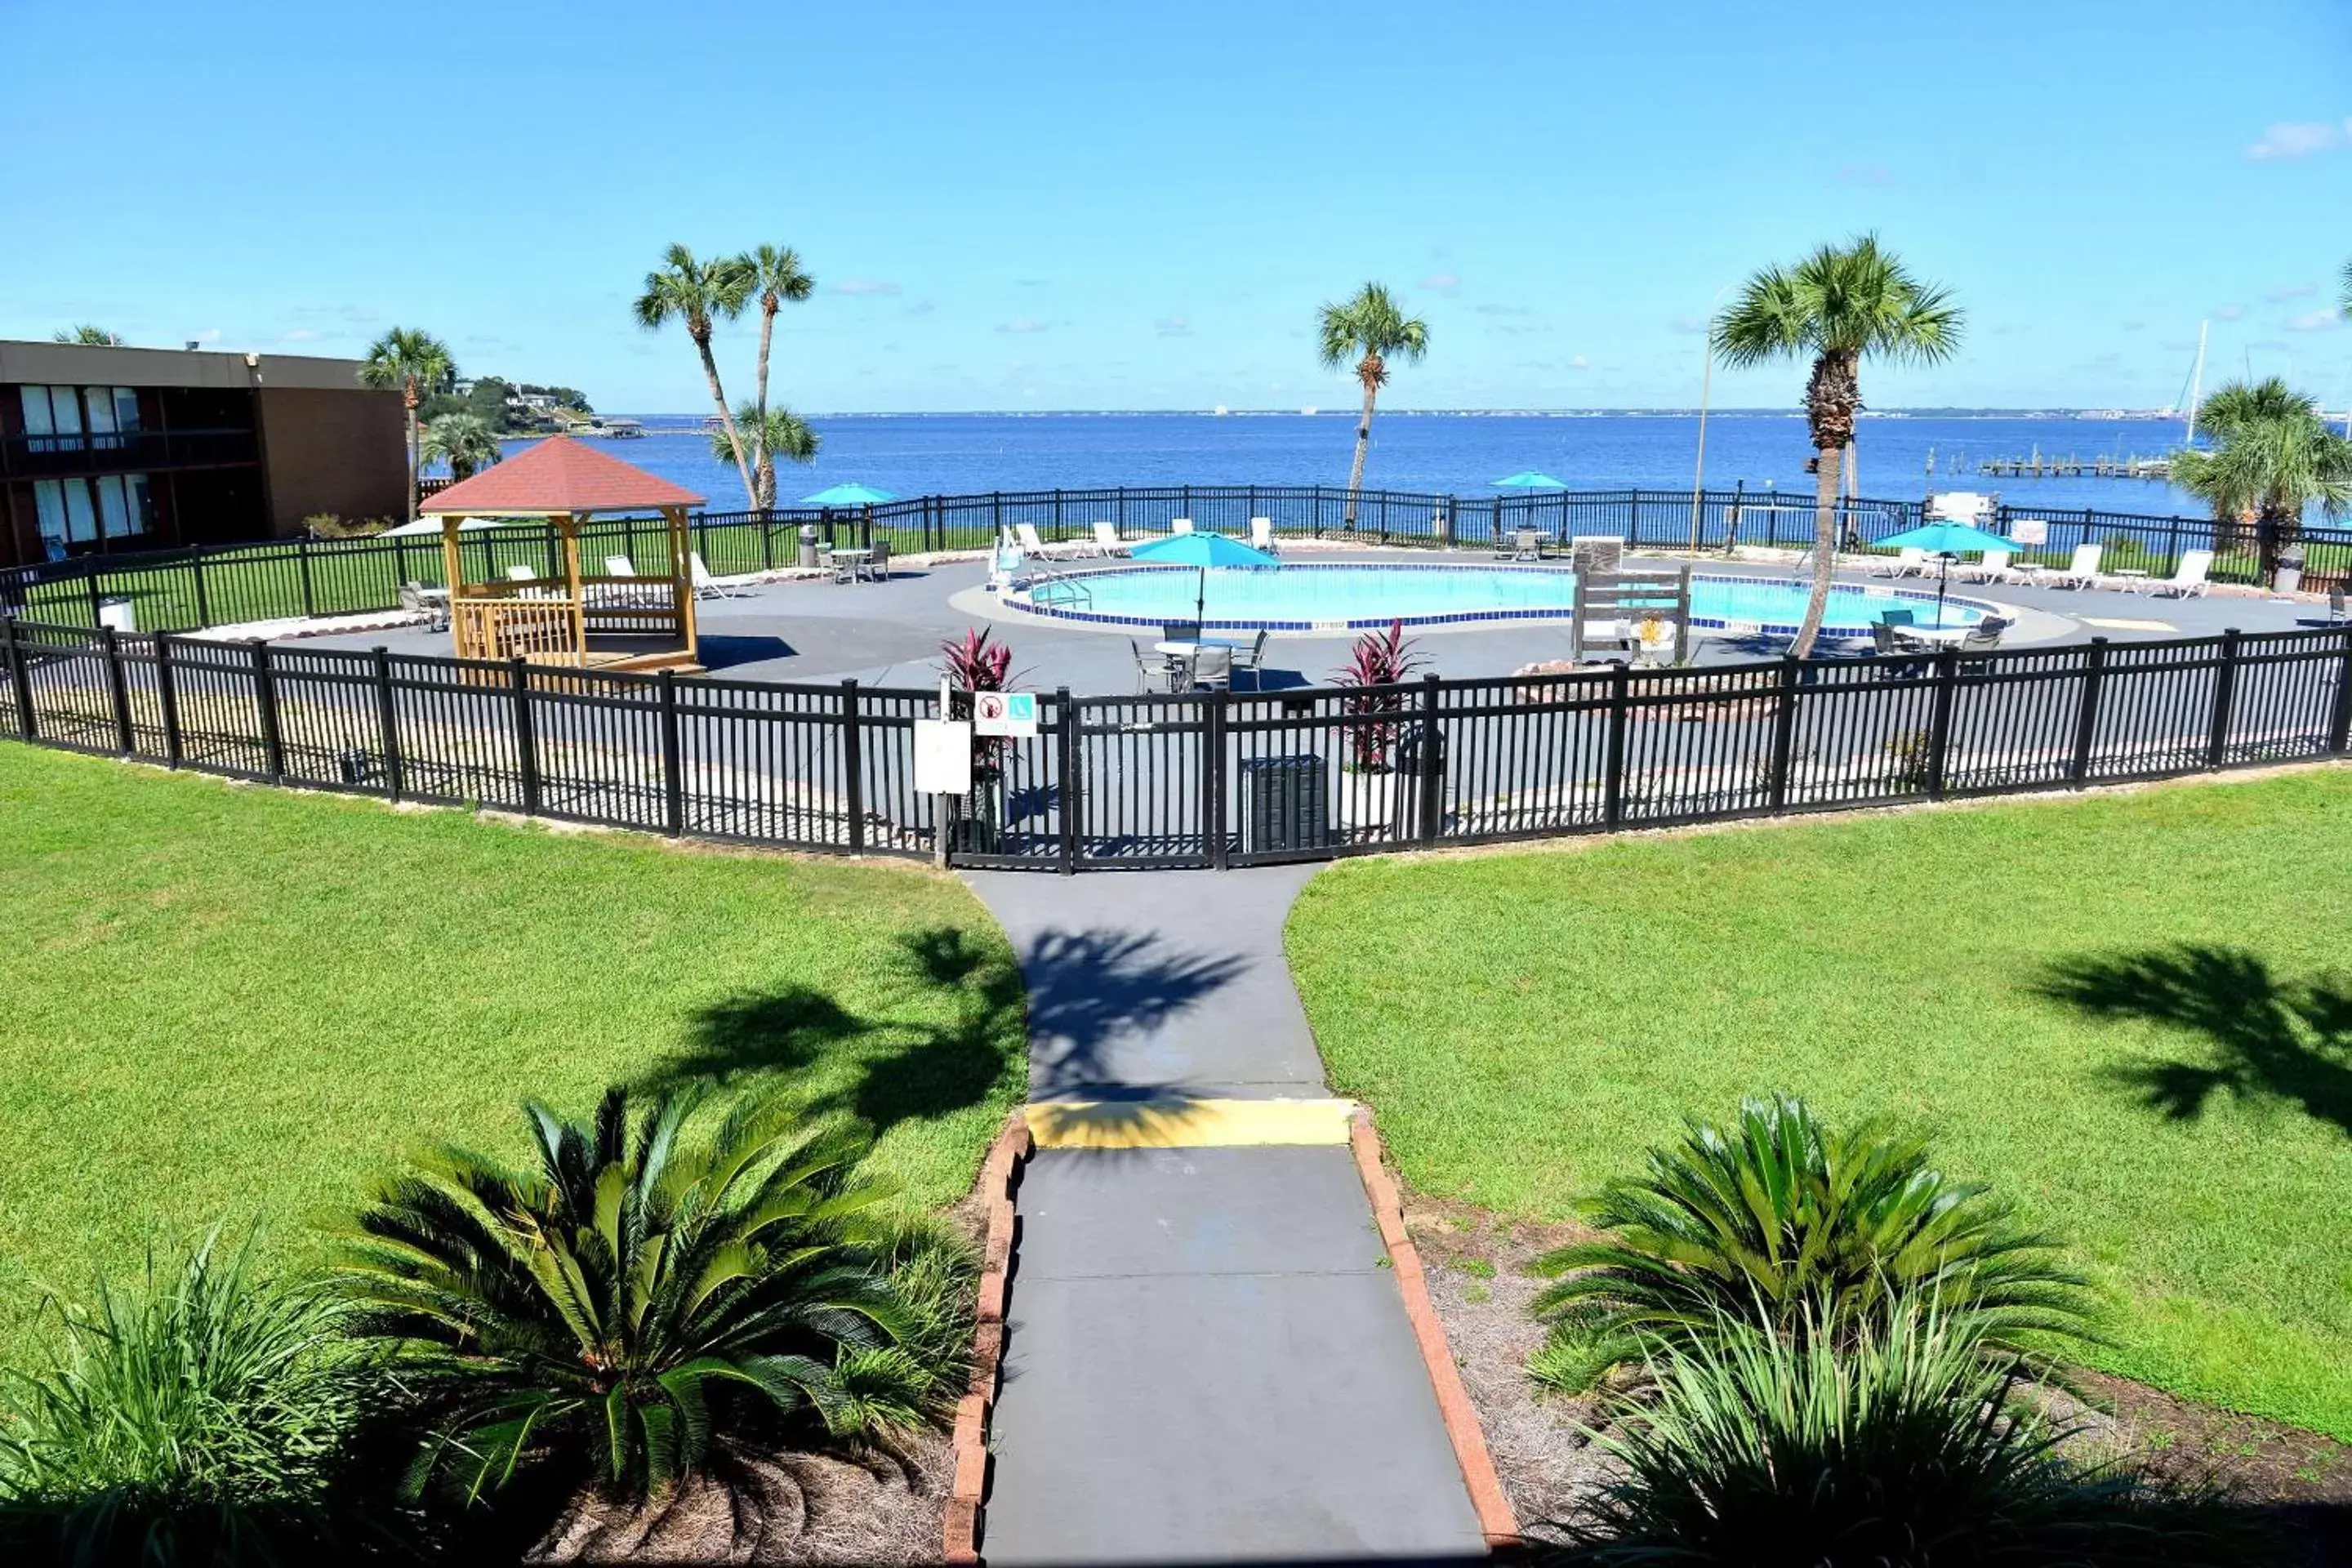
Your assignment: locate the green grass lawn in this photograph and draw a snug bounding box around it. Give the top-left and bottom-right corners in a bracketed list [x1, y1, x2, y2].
[0, 744, 1025, 1356]
[1289, 768, 2352, 1439]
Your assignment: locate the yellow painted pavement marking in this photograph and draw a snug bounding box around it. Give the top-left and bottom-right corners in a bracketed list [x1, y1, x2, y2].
[2079, 617, 2177, 630]
[1025, 1097, 1356, 1149]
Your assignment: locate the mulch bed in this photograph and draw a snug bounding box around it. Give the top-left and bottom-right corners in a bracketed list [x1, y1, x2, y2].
[1400, 1187, 2352, 1558]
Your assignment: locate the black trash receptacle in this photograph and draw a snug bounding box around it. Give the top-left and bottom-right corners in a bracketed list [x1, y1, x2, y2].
[1392, 721, 1447, 838]
[1240, 754, 1328, 855]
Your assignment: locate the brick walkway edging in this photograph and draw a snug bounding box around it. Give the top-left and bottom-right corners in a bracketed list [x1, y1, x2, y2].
[944, 1111, 1032, 1565]
[1349, 1107, 1522, 1550]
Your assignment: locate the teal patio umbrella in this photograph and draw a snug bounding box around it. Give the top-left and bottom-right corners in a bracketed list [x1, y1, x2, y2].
[800, 482, 898, 506]
[1129, 531, 1280, 625]
[1493, 471, 1569, 542]
[1873, 520, 2016, 626]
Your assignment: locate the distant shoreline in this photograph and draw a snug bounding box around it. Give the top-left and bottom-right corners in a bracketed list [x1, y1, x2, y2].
[563, 408, 2196, 427]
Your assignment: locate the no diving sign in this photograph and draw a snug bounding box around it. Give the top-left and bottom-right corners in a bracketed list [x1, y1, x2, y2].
[973, 690, 1039, 737]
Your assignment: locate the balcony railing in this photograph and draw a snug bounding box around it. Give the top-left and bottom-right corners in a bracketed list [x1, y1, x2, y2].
[0, 427, 259, 479]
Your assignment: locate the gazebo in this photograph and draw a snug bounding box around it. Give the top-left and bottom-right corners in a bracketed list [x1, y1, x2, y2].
[422, 436, 706, 671]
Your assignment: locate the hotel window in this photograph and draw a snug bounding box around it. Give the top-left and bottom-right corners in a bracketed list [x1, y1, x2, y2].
[31, 474, 154, 550]
[15, 385, 137, 452]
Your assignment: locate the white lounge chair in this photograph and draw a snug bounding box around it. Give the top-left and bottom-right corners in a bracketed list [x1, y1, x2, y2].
[690, 551, 749, 600]
[2052, 543, 2104, 590]
[1868, 548, 1928, 579]
[1014, 522, 1083, 560]
[506, 564, 537, 583]
[2149, 548, 2213, 599]
[1091, 521, 1129, 556]
[1169, 518, 1195, 535]
[1957, 548, 2013, 583]
[1249, 516, 1280, 555]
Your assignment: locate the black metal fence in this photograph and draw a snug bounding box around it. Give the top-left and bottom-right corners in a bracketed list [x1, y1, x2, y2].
[7, 484, 2348, 635]
[7, 616, 2346, 871]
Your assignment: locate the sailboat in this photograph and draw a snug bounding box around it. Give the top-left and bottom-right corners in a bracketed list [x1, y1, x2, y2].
[2180, 321, 2209, 445]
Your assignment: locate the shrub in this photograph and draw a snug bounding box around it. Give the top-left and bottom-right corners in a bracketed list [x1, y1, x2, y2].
[1330, 619, 1428, 770]
[1546, 1299, 2252, 1566]
[1530, 1094, 2094, 1392]
[338, 1088, 944, 1506]
[0, 1226, 376, 1565]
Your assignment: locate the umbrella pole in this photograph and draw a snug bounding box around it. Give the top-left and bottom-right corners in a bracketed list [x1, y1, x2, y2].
[1197, 566, 1206, 627]
[1936, 558, 1949, 628]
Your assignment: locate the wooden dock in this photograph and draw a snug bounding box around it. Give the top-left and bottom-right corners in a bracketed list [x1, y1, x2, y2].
[1974, 452, 2173, 480]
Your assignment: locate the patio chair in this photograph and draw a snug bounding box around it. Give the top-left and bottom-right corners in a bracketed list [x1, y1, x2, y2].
[1231, 629, 1271, 690]
[1957, 615, 2013, 657]
[2149, 548, 2213, 599]
[1249, 517, 1280, 555]
[859, 537, 892, 581]
[1091, 521, 1129, 556]
[2328, 588, 2347, 626]
[1169, 518, 1195, 535]
[691, 551, 749, 599]
[1130, 638, 1179, 695]
[1014, 522, 1081, 560]
[1191, 643, 1234, 691]
[398, 581, 448, 632]
[1869, 620, 1931, 676]
[1162, 620, 1203, 643]
[1868, 547, 1928, 578]
[2052, 543, 2104, 590]
[1507, 527, 1545, 563]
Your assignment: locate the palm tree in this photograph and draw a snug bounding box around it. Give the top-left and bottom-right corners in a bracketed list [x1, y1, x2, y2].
[1317, 283, 1429, 529]
[2169, 377, 2352, 576]
[635, 244, 758, 509]
[742, 245, 815, 510]
[1713, 236, 1962, 657]
[359, 327, 457, 522]
[421, 412, 506, 483]
[706, 402, 819, 489]
[338, 1088, 938, 1503]
[51, 325, 124, 346]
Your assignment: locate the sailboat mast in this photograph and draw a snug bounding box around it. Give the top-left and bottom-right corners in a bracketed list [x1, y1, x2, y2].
[2184, 321, 2208, 444]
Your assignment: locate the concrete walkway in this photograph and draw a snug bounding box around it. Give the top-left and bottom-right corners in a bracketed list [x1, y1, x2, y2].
[962, 867, 1488, 1566]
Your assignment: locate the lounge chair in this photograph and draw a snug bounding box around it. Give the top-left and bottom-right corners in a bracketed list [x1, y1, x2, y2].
[691, 551, 749, 599]
[1014, 522, 1083, 560]
[1190, 643, 1234, 692]
[1249, 517, 1280, 555]
[1502, 527, 1545, 563]
[1170, 518, 1195, 535]
[506, 564, 537, 583]
[2051, 543, 2104, 590]
[1091, 521, 1129, 556]
[1868, 548, 1928, 578]
[1957, 548, 2013, 583]
[2149, 548, 2213, 599]
[1231, 629, 1271, 690]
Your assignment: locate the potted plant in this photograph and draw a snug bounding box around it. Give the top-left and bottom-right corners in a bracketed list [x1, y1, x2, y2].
[1329, 619, 1426, 836]
[942, 626, 1016, 852]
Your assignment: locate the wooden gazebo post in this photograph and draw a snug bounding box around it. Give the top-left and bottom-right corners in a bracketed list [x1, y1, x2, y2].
[666, 503, 697, 653]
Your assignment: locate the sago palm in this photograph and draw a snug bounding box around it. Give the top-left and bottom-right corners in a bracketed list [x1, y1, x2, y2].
[1530, 1094, 2092, 1392]
[420, 412, 506, 483]
[742, 245, 816, 510]
[635, 245, 759, 510]
[2169, 377, 2352, 576]
[339, 1088, 929, 1504]
[1317, 283, 1429, 529]
[706, 403, 819, 501]
[1713, 237, 1962, 657]
[359, 327, 458, 523]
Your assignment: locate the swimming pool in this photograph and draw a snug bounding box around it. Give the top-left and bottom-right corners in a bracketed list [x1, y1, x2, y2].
[1013, 563, 1996, 637]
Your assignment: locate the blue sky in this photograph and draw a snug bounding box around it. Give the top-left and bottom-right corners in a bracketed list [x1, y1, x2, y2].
[3, 0, 2346, 412]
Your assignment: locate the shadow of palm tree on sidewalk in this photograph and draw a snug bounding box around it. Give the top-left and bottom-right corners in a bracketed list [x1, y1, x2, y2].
[1019, 928, 1249, 1098]
[2030, 944, 2352, 1137]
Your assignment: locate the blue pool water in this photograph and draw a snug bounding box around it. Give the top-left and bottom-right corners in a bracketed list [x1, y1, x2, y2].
[1017, 564, 1995, 636]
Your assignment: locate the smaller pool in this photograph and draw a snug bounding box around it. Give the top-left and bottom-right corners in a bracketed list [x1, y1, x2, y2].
[1013, 563, 1995, 637]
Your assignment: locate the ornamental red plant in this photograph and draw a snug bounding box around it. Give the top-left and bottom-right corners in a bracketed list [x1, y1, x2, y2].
[941, 627, 1018, 776]
[1330, 619, 1427, 770]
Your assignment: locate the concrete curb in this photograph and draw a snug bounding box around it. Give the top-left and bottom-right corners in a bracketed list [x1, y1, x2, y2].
[944, 1109, 1031, 1566]
[1348, 1107, 1521, 1552]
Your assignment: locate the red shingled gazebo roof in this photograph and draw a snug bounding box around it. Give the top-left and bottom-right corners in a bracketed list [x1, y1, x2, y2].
[422, 434, 706, 515]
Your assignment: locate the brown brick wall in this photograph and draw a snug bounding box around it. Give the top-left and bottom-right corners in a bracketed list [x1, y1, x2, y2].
[255, 385, 407, 535]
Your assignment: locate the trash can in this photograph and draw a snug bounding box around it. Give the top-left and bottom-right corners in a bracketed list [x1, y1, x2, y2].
[796, 524, 820, 569]
[2274, 546, 2305, 596]
[1392, 721, 1447, 839]
[97, 596, 135, 633]
[1240, 754, 1328, 854]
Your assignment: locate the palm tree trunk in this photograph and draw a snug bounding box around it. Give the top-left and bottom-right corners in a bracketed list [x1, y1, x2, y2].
[696, 338, 758, 509]
[752, 301, 777, 514]
[1791, 443, 1842, 659]
[1344, 378, 1378, 529]
[404, 393, 421, 523]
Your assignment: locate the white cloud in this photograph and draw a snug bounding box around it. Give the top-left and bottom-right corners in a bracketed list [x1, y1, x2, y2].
[1668, 314, 1707, 335]
[996, 317, 1049, 334]
[1475, 303, 1535, 318]
[1569, 354, 1591, 370]
[2215, 303, 2246, 321]
[905, 300, 936, 317]
[2265, 282, 2319, 302]
[1153, 314, 1192, 337]
[1419, 272, 1461, 294]
[2286, 307, 2341, 332]
[2245, 118, 2349, 159]
[279, 328, 322, 342]
[831, 278, 902, 296]
[2120, 320, 2146, 332]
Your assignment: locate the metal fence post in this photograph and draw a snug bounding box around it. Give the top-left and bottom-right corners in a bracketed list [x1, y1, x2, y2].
[372, 646, 403, 801]
[298, 536, 316, 617]
[1602, 662, 1630, 829]
[1205, 688, 1229, 870]
[2329, 628, 2352, 755]
[1924, 647, 1959, 797]
[100, 627, 136, 753]
[2068, 639, 2108, 784]
[84, 568, 104, 628]
[1767, 654, 1801, 809]
[658, 670, 684, 836]
[155, 634, 182, 767]
[510, 657, 541, 815]
[2206, 629, 2243, 768]
[252, 642, 285, 782]
[1416, 674, 1443, 845]
[192, 550, 211, 628]
[1055, 686, 1080, 873]
[840, 679, 866, 854]
[2, 617, 33, 741]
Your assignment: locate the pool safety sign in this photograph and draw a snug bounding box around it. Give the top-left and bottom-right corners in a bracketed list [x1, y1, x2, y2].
[973, 690, 1040, 738]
